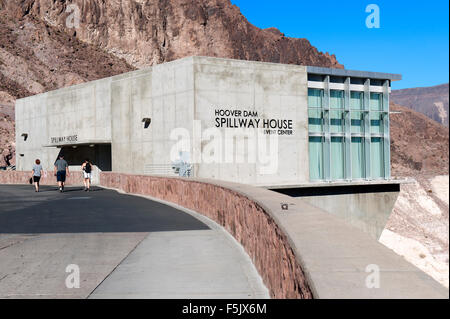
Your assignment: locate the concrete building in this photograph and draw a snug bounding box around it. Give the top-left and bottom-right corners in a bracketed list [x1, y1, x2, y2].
[15, 56, 401, 185]
[15, 56, 402, 238]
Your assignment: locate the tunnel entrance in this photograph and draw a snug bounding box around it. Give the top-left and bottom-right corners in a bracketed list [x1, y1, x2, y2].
[55, 144, 111, 184]
[57, 144, 112, 171]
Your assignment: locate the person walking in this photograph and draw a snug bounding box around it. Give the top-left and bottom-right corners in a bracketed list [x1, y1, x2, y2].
[54, 154, 69, 192]
[31, 159, 44, 192]
[81, 158, 93, 192]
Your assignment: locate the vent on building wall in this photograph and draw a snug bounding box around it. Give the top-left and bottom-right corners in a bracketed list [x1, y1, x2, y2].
[142, 118, 151, 129]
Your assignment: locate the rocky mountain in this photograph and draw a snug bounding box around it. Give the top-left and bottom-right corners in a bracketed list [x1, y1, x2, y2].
[391, 83, 449, 127]
[1, 0, 343, 69]
[390, 102, 449, 177]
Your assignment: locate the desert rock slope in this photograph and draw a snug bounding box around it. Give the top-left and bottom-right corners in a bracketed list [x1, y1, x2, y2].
[383, 103, 449, 288]
[391, 83, 449, 127]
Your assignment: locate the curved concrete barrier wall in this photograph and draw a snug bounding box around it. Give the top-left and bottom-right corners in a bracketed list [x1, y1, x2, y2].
[2, 171, 446, 298]
[0, 171, 83, 185]
[100, 172, 313, 299]
[100, 172, 448, 299]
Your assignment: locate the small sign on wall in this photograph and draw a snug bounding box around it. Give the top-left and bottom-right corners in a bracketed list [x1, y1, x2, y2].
[50, 135, 78, 144]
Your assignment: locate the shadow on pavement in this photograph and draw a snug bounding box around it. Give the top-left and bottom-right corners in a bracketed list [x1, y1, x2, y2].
[0, 185, 208, 234]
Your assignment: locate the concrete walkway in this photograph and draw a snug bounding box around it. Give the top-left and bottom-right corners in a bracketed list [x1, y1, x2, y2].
[0, 185, 268, 299]
[90, 230, 268, 298]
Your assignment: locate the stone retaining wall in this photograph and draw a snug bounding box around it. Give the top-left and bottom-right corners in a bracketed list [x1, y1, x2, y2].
[100, 172, 313, 299]
[0, 171, 84, 185]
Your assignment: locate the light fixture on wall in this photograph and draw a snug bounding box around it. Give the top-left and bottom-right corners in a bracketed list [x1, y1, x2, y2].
[21, 133, 28, 141]
[142, 118, 151, 129]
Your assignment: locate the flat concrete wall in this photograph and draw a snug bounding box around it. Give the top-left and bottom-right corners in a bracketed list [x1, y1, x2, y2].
[109, 57, 309, 185]
[272, 183, 401, 240]
[15, 94, 58, 172]
[300, 191, 399, 239]
[192, 57, 309, 185]
[110, 59, 195, 175]
[15, 76, 114, 181]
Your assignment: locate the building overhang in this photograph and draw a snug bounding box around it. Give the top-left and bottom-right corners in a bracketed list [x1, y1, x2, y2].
[306, 66, 402, 81]
[262, 178, 407, 190]
[42, 140, 111, 148]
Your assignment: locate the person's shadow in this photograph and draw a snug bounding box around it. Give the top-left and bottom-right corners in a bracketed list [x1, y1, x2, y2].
[37, 187, 104, 193]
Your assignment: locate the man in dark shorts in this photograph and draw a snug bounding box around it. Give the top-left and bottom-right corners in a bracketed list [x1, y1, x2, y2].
[54, 154, 70, 192]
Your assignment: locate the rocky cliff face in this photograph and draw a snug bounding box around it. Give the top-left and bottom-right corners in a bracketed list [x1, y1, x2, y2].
[390, 103, 449, 176]
[2, 0, 343, 69]
[391, 83, 449, 127]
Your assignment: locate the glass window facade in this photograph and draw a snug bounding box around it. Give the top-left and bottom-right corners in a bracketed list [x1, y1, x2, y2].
[370, 112, 383, 134]
[309, 136, 324, 180]
[330, 110, 344, 133]
[308, 109, 322, 133]
[351, 111, 364, 134]
[371, 137, 384, 178]
[307, 82, 390, 182]
[370, 92, 383, 110]
[351, 137, 365, 179]
[330, 90, 344, 108]
[308, 88, 322, 108]
[331, 137, 345, 180]
[350, 91, 364, 109]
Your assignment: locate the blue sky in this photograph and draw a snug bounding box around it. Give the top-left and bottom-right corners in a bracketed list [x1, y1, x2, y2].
[230, 0, 449, 89]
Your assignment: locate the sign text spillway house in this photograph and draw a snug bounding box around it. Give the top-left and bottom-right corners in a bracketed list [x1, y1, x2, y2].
[214, 108, 294, 135]
[50, 135, 78, 144]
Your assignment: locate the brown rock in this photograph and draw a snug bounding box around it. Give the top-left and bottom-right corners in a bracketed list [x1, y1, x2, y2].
[390, 102, 449, 177]
[1, 0, 343, 69]
[391, 84, 449, 127]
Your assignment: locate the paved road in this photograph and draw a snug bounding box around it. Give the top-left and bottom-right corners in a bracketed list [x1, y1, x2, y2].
[0, 185, 268, 298]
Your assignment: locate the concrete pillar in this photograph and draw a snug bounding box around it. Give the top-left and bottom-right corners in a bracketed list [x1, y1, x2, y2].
[363, 79, 371, 180]
[383, 80, 391, 179]
[344, 77, 351, 180]
[323, 75, 331, 182]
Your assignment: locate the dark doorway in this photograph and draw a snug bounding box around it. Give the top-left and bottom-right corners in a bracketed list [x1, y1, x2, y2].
[57, 144, 112, 171]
